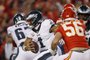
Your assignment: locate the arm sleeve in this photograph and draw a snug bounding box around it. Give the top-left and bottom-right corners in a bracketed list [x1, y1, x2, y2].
[7, 27, 11, 35]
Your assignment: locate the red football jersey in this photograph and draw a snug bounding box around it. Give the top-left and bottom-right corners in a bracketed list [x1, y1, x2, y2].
[57, 20, 89, 51]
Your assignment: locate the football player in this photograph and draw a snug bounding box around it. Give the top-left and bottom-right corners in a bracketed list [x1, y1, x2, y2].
[26, 10, 63, 60]
[51, 7, 90, 60]
[7, 13, 40, 60]
[77, 5, 90, 46]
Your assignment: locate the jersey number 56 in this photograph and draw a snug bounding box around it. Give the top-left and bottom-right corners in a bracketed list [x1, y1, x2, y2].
[62, 21, 84, 37]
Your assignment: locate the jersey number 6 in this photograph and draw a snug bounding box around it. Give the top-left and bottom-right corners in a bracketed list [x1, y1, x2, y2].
[15, 28, 25, 40]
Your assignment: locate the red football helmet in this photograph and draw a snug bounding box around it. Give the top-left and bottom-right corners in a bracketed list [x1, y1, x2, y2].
[64, 3, 75, 9]
[61, 7, 76, 20]
[64, 3, 77, 13]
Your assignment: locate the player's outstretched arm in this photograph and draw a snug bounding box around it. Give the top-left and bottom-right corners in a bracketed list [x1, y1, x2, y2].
[51, 32, 62, 51]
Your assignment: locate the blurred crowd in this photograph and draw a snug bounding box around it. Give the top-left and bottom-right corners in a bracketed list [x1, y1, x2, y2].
[0, 0, 90, 60]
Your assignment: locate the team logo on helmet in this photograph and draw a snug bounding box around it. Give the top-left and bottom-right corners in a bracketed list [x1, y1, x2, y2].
[77, 5, 90, 14]
[13, 13, 25, 24]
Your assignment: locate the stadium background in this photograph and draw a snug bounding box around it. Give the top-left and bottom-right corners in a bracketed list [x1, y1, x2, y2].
[0, 0, 90, 60]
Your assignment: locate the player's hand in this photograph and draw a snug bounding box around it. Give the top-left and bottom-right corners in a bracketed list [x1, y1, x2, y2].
[23, 38, 35, 51]
[23, 37, 39, 53]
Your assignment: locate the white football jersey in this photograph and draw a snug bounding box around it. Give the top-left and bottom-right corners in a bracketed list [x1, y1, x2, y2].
[7, 21, 38, 47]
[33, 19, 62, 60]
[38, 19, 55, 51]
[38, 19, 55, 40]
